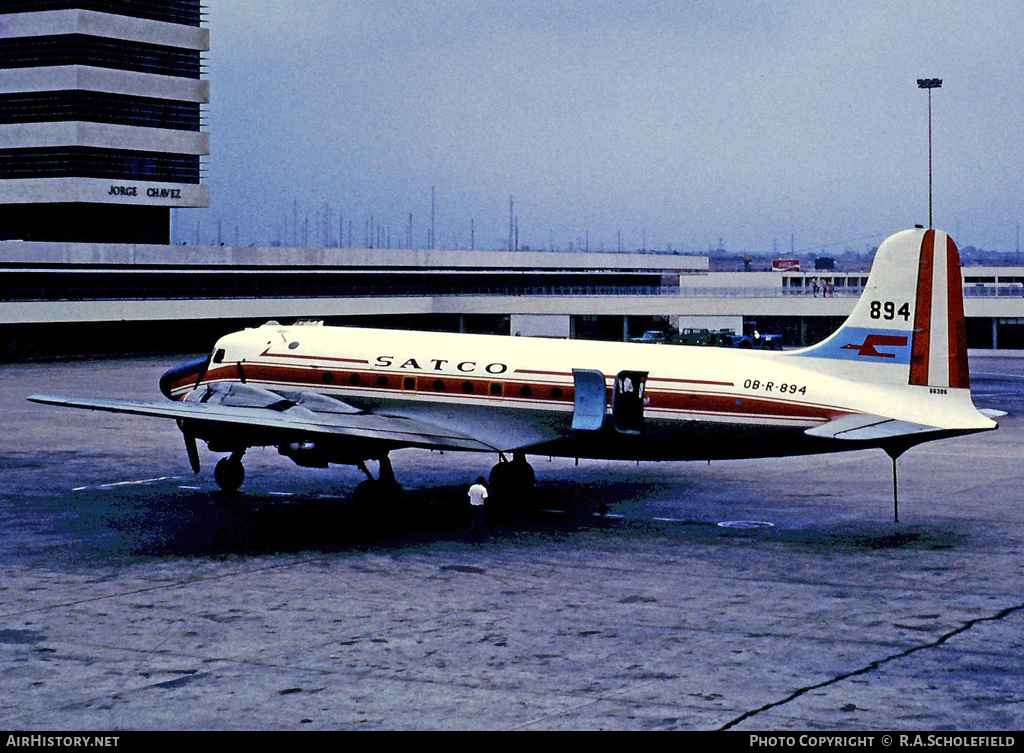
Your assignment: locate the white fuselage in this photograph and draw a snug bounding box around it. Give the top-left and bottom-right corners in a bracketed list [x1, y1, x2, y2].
[168, 322, 990, 462]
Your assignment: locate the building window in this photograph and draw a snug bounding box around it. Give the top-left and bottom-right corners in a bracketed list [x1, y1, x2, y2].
[0, 148, 201, 183]
[0, 1, 204, 27]
[0, 36, 201, 79]
[0, 92, 201, 131]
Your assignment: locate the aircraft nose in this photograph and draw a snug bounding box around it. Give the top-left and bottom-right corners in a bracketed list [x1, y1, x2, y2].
[160, 356, 210, 400]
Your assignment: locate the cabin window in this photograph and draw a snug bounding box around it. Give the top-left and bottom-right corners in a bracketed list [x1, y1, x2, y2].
[461, 381, 475, 393]
[550, 387, 564, 399]
[519, 385, 533, 397]
[489, 382, 504, 398]
[432, 379, 445, 392]
[321, 372, 334, 384]
[403, 376, 417, 391]
[348, 374, 361, 386]
[377, 375, 390, 388]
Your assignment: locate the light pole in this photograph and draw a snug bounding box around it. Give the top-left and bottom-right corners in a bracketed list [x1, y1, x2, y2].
[917, 78, 942, 228]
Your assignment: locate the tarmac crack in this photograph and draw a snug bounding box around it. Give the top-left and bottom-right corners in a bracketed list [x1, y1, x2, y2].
[718, 600, 1024, 731]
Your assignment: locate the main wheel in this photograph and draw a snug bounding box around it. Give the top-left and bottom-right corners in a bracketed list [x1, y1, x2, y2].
[488, 457, 535, 504]
[352, 478, 405, 506]
[214, 456, 245, 493]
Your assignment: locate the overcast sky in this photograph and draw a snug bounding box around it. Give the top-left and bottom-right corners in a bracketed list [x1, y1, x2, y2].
[175, 0, 1024, 255]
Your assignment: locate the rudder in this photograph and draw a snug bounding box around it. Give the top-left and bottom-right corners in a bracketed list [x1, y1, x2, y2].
[909, 229, 969, 388]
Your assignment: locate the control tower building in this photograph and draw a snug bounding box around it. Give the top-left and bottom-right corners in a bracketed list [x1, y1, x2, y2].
[0, 1, 209, 244]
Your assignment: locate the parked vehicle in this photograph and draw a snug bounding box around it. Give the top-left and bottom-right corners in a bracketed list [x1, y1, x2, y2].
[630, 330, 669, 344]
[725, 322, 783, 349]
[631, 326, 783, 349]
[675, 328, 736, 346]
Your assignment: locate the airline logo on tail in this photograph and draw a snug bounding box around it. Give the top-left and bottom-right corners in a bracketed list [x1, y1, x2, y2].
[806, 326, 912, 362]
[909, 229, 969, 389]
[841, 334, 909, 358]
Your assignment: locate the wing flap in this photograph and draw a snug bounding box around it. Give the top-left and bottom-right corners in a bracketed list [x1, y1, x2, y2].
[28, 394, 497, 452]
[195, 382, 364, 416]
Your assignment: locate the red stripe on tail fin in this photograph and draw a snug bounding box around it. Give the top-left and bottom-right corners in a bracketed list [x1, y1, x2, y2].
[909, 230, 969, 388]
[909, 230, 935, 386]
[945, 233, 970, 388]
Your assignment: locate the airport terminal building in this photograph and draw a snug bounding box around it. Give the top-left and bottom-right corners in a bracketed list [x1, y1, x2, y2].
[0, 1, 209, 244]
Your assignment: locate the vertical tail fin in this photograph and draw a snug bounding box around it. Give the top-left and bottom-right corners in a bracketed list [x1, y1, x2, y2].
[788, 228, 969, 388]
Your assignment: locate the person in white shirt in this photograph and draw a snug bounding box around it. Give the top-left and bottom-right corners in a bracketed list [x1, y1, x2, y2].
[468, 477, 488, 537]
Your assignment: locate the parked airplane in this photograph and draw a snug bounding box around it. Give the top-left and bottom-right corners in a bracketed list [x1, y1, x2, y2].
[31, 227, 1000, 518]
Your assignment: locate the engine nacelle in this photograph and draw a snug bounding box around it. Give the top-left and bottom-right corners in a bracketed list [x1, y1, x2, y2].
[279, 441, 329, 468]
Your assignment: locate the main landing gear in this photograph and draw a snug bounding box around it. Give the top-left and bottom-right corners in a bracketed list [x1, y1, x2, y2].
[208, 447, 533, 510]
[214, 450, 246, 493]
[353, 455, 405, 506]
[488, 453, 535, 504]
[210, 448, 406, 505]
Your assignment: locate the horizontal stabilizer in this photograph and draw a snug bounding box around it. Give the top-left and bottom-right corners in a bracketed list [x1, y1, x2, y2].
[28, 394, 498, 452]
[980, 408, 1008, 420]
[804, 414, 940, 442]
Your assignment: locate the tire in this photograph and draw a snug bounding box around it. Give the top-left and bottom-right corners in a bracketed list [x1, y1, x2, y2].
[489, 458, 536, 505]
[214, 457, 244, 493]
[353, 479, 404, 506]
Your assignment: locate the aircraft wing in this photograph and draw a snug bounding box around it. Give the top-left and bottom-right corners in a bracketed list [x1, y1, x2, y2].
[27, 393, 499, 452]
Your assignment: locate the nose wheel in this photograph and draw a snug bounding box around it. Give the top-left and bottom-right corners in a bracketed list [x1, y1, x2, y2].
[214, 451, 246, 493]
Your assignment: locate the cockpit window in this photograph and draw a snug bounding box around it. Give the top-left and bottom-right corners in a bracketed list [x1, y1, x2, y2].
[212, 348, 226, 364]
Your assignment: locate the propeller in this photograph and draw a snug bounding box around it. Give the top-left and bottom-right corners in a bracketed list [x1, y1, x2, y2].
[183, 429, 201, 474]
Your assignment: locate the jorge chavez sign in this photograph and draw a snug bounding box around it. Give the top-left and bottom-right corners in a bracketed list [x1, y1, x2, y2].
[107, 184, 182, 200]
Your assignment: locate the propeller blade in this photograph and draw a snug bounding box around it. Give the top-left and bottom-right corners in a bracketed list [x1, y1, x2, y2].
[183, 431, 201, 474]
